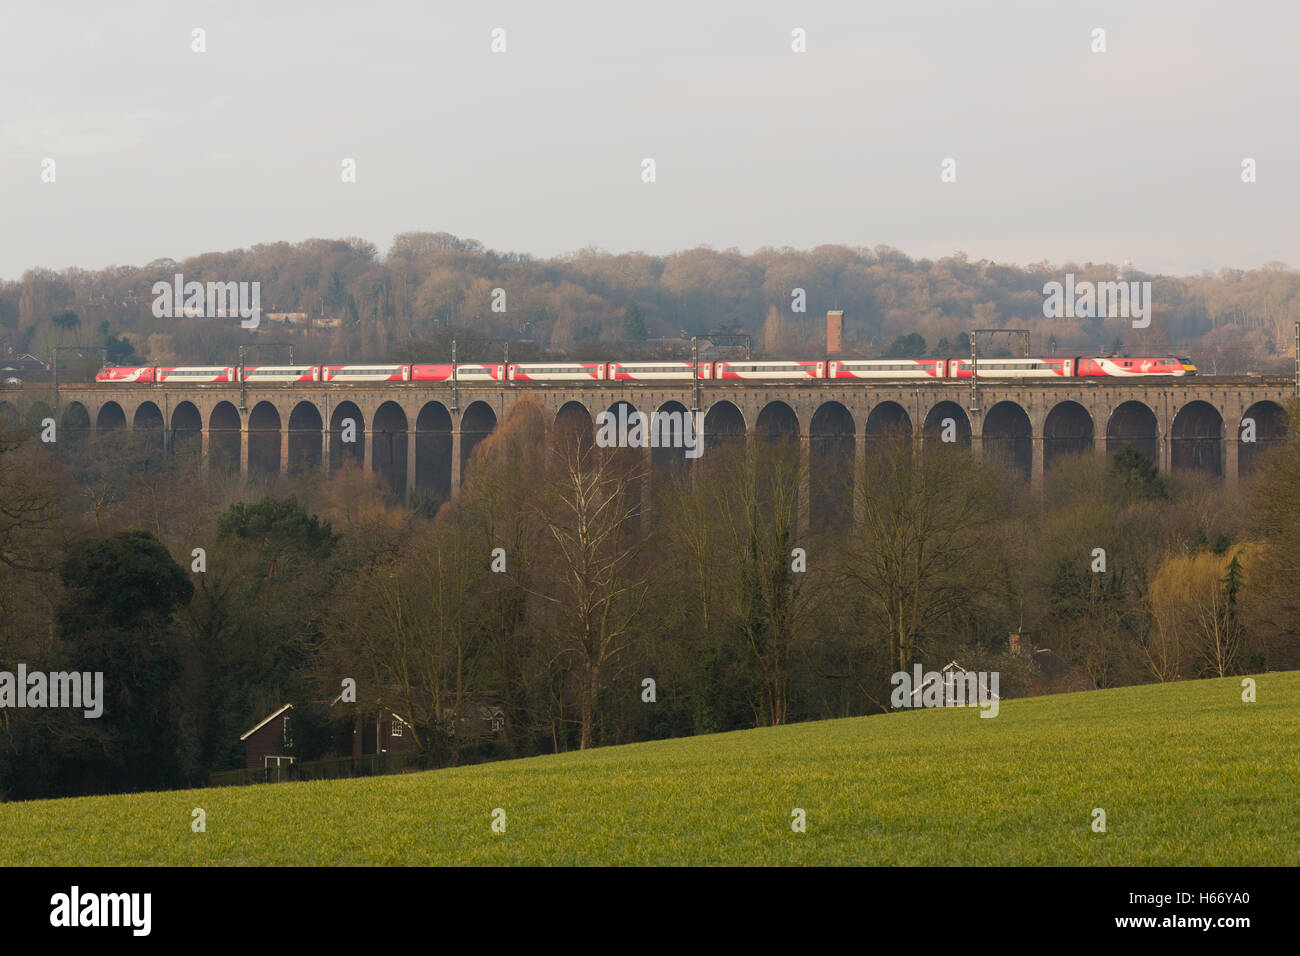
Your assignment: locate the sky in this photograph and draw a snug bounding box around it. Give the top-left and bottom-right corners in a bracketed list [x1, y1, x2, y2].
[1, 0, 1297, 280]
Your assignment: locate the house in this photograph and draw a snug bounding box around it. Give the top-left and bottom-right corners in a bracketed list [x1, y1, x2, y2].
[238, 701, 416, 769]
[238, 692, 506, 769]
[351, 708, 421, 757]
[440, 695, 507, 742]
[350, 693, 505, 755]
[1009, 629, 1086, 692]
[239, 704, 296, 770]
[1, 353, 49, 384]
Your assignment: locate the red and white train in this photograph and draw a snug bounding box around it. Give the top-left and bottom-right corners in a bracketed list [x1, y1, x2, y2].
[95, 356, 1196, 384]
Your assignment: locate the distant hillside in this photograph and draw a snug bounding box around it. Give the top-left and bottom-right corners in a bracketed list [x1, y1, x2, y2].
[2, 234, 1297, 375]
[1, 672, 1294, 865]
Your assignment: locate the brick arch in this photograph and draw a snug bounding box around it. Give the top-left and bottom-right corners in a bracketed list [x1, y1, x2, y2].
[415, 401, 453, 503]
[330, 400, 366, 472]
[1239, 400, 1287, 478]
[459, 401, 497, 481]
[170, 401, 203, 461]
[1170, 400, 1224, 477]
[555, 400, 595, 454]
[96, 400, 127, 432]
[702, 399, 746, 460]
[247, 401, 282, 477]
[60, 401, 91, 446]
[133, 400, 165, 450]
[810, 401, 855, 530]
[755, 400, 799, 441]
[1041, 400, 1095, 471]
[1105, 400, 1159, 464]
[649, 399, 695, 480]
[922, 400, 971, 447]
[287, 401, 323, 474]
[981, 400, 1033, 484]
[372, 401, 409, 496]
[208, 401, 242, 475]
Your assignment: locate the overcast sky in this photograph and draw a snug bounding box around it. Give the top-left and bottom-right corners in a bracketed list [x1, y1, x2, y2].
[1, 0, 1296, 280]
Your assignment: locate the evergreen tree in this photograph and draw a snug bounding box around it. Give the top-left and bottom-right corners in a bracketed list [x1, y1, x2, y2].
[621, 298, 647, 343]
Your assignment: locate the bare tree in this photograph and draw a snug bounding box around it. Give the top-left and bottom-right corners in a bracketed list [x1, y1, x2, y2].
[836, 435, 1003, 677]
[532, 442, 648, 750]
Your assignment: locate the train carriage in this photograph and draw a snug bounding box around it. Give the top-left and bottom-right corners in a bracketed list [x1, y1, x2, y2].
[410, 365, 454, 382]
[239, 365, 320, 383]
[829, 359, 947, 379]
[446, 364, 507, 381]
[608, 362, 714, 380]
[155, 366, 236, 383]
[507, 363, 608, 381]
[321, 365, 411, 382]
[948, 358, 1073, 378]
[714, 361, 823, 380]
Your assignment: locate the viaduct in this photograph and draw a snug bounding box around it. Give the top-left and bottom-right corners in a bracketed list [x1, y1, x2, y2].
[1, 378, 1292, 524]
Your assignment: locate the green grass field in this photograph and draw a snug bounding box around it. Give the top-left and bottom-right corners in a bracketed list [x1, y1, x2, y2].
[2, 672, 1295, 865]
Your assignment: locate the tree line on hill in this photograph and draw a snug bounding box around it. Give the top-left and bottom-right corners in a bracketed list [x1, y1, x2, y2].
[1, 404, 1299, 800]
[3, 235, 1299, 377]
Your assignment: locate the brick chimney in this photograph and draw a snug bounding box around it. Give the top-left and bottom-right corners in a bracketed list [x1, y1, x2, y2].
[1009, 628, 1032, 656]
[827, 310, 844, 354]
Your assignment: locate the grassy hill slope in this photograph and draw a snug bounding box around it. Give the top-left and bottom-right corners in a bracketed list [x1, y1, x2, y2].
[1, 672, 1295, 865]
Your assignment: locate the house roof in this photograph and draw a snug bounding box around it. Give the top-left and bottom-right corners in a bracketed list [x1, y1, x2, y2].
[1032, 648, 1070, 681]
[2, 356, 47, 371]
[240, 703, 293, 741]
